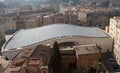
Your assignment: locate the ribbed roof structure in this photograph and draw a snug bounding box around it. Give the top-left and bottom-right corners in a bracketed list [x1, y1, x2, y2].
[3, 24, 110, 50]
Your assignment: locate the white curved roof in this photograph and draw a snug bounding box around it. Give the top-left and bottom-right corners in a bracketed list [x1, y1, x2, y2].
[3, 24, 110, 50]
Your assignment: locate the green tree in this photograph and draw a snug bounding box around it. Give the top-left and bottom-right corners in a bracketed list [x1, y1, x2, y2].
[49, 41, 62, 73]
[80, 67, 90, 73]
[92, 61, 107, 73]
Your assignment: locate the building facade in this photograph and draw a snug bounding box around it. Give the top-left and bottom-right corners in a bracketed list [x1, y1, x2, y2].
[43, 15, 53, 26]
[75, 44, 101, 68]
[109, 17, 120, 64]
[25, 17, 40, 28]
[61, 44, 101, 69]
[78, 9, 120, 28]
[0, 21, 16, 32]
[0, 24, 6, 51]
[42, 13, 78, 26]
[15, 15, 25, 30]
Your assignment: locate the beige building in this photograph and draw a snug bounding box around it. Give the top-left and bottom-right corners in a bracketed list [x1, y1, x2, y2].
[43, 15, 53, 25]
[0, 24, 6, 49]
[75, 44, 101, 68]
[42, 13, 78, 26]
[25, 17, 40, 28]
[5, 21, 16, 31]
[109, 17, 120, 64]
[78, 9, 112, 27]
[60, 44, 101, 69]
[0, 24, 5, 37]
[59, 4, 78, 15]
[0, 21, 16, 32]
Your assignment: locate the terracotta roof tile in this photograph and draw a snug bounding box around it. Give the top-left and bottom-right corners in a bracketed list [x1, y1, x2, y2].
[12, 57, 25, 65]
[28, 58, 41, 65]
[9, 67, 21, 72]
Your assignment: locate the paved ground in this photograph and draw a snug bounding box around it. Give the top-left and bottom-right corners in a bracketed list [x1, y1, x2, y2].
[0, 56, 9, 73]
[2, 64, 10, 73]
[102, 52, 120, 72]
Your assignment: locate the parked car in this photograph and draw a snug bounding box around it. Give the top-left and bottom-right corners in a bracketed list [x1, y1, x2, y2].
[109, 58, 116, 62]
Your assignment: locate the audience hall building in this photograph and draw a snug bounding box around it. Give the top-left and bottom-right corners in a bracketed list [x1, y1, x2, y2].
[1, 24, 113, 72]
[2, 24, 113, 53]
